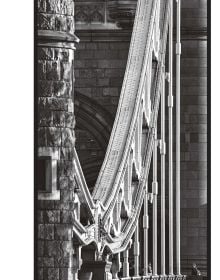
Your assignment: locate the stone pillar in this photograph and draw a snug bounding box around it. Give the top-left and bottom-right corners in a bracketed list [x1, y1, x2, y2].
[36, 1, 79, 280]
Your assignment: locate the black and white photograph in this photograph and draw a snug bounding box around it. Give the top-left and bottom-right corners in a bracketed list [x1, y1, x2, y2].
[0, 0, 212, 280]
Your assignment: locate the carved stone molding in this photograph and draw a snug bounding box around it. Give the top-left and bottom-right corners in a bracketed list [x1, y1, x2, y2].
[108, 0, 137, 28]
[75, 2, 105, 24]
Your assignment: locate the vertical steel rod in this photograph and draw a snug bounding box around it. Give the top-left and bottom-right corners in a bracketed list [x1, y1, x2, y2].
[123, 248, 130, 278]
[152, 127, 158, 276]
[161, 68, 166, 276]
[176, 0, 181, 276]
[134, 223, 140, 277]
[143, 185, 149, 276]
[168, 0, 174, 276]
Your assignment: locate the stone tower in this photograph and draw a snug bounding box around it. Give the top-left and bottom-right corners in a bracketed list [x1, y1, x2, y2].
[36, 1, 80, 279]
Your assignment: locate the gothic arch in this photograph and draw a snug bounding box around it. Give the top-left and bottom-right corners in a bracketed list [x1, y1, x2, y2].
[74, 92, 114, 190]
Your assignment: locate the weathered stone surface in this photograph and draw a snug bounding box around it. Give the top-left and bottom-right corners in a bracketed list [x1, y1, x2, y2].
[54, 224, 71, 240]
[38, 211, 44, 223]
[48, 268, 59, 280]
[45, 240, 62, 257]
[46, 61, 61, 80]
[38, 110, 53, 127]
[38, 61, 46, 80]
[52, 111, 65, 127]
[45, 127, 62, 146]
[55, 258, 69, 268]
[58, 176, 69, 189]
[38, 81, 54, 97]
[37, 200, 55, 210]
[61, 128, 75, 147]
[44, 210, 60, 223]
[37, 268, 44, 280]
[38, 224, 45, 239]
[38, 48, 54, 61]
[44, 224, 54, 240]
[38, 257, 54, 267]
[53, 81, 71, 97]
[61, 210, 75, 224]
[60, 62, 72, 81]
[59, 268, 69, 280]
[38, 241, 44, 257]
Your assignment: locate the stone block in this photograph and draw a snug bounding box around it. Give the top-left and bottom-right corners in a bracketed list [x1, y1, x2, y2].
[45, 241, 62, 257]
[97, 78, 110, 87]
[50, 97, 69, 111]
[52, 111, 65, 127]
[48, 268, 59, 280]
[105, 69, 125, 78]
[58, 177, 69, 190]
[37, 268, 44, 280]
[44, 224, 54, 240]
[59, 268, 69, 279]
[38, 224, 45, 239]
[38, 110, 53, 127]
[37, 0, 46, 13]
[46, 61, 61, 80]
[38, 240, 44, 256]
[38, 13, 55, 31]
[75, 78, 97, 87]
[38, 61, 46, 80]
[46, 0, 60, 14]
[66, 16, 74, 33]
[54, 224, 71, 240]
[61, 128, 75, 147]
[61, 62, 72, 81]
[65, 112, 75, 128]
[60, 147, 74, 160]
[84, 60, 98, 68]
[38, 81, 53, 97]
[44, 210, 60, 223]
[55, 15, 67, 32]
[54, 201, 73, 210]
[45, 127, 62, 147]
[61, 189, 71, 202]
[55, 258, 69, 268]
[57, 49, 70, 62]
[38, 48, 54, 61]
[77, 50, 94, 59]
[38, 257, 54, 267]
[61, 241, 73, 257]
[38, 211, 44, 223]
[61, 210, 75, 223]
[38, 200, 55, 210]
[53, 81, 71, 98]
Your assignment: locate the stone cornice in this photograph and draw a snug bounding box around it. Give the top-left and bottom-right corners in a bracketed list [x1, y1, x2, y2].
[75, 27, 207, 42]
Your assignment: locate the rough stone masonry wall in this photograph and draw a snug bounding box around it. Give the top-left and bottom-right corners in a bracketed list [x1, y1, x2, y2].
[37, 1, 78, 280]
